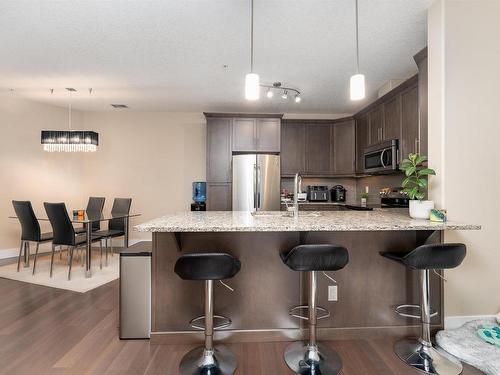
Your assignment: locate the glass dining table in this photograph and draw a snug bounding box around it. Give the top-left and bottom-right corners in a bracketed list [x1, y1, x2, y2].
[9, 212, 141, 278]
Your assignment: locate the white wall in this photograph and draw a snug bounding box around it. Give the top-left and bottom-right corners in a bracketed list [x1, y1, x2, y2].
[428, 0, 500, 318]
[0, 95, 86, 255]
[81, 111, 206, 242]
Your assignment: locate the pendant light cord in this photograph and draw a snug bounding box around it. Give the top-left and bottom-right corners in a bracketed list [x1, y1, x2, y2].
[355, 0, 360, 73]
[250, 0, 254, 73]
[68, 89, 72, 131]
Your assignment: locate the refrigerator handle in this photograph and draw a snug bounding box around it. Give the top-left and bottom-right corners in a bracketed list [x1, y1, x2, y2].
[253, 164, 258, 210]
[256, 165, 261, 209]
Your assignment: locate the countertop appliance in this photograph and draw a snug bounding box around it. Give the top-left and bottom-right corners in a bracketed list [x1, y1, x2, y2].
[380, 187, 409, 208]
[307, 185, 329, 202]
[232, 154, 280, 211]
[331, 185, 346, 202]
[364, 139, 399, 174]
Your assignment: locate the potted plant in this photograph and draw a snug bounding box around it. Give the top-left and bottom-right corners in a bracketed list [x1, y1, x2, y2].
[360, 192, 369, 206]
[400, 153, 436, 219]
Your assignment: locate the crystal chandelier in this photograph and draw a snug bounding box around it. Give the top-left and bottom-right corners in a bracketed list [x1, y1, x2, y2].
[41, 88, 99, 152]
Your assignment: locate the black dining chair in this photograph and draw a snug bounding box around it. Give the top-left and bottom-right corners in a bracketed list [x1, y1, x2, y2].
[44, 202, 103, 280]
[93, 198, 132, 265]
[75, 197, 106, 234]
[12, 201, 54, 275]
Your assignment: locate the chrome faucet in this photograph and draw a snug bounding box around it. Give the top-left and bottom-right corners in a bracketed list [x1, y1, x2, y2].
[293, 172, 302, 218]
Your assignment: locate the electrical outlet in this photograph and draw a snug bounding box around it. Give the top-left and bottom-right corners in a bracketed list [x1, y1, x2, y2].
[328, 285, 338, 301]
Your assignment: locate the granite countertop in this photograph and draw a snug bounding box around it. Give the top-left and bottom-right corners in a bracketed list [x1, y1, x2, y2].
[134, 210, 480, 233]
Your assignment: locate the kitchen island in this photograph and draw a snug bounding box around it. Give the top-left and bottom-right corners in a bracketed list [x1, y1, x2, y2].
[135, 210, 479, 344]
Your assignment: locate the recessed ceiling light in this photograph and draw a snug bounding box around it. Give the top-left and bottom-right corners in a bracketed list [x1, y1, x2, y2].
[111, 104, 129, 109]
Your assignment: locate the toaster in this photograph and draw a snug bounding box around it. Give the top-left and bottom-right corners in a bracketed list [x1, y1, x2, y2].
[307, 186, 329, 202]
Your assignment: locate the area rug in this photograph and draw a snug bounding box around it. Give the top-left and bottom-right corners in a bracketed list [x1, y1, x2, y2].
[436, 319, 500, 375]
[0, 250, 119, 293]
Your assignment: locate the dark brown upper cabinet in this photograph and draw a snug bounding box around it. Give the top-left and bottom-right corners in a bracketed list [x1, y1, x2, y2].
[383, 95, 402, 141]
[305, 123, 332, 175]
[368, 106, 384, 145]
[353, 74, 422, 174]
[355, 115, 369, 173]
[281, 122, 306, 176]
[400, 85, 419, 160]
[232, 118, 280, 152]
[206, 117, 232, 183]
[232, 118, 256, 152]
[332, 119, 356, 175]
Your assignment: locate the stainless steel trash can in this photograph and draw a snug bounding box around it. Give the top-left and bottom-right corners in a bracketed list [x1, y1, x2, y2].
[119, 241, 151, 339]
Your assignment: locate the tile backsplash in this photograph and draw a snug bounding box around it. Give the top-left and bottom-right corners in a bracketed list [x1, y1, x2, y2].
[281, 173, 405, 205]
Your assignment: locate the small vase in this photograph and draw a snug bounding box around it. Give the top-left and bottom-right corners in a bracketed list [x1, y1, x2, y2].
[361, 198, 367, 206]
[409, 200, 435, 220]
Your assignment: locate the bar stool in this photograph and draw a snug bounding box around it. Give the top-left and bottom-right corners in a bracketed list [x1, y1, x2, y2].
[280, 244, 349, 375]
[380, 243, 466, 375]
[174, 252, 241, 375]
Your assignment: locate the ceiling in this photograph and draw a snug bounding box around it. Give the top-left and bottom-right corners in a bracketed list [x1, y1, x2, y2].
[0, 0, 431, 113]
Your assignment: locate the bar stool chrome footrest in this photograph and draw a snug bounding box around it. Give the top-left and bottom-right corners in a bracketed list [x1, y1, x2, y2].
[179, 345, 237, 375]
[289, 305, 331, 321]
[189, 314, 232, 330]
[394, 338, 463, 375]
[395, 304, 438, 320]
[284, 341, 342, 375]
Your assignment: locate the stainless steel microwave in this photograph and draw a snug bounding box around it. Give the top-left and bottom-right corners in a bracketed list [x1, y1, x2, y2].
[363, 139, 399, 174]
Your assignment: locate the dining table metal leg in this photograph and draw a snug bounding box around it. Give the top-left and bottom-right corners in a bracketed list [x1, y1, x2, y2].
[24, 241, 30, 267]
[85, 224, 92, 278]
[124, 216, 129, 249]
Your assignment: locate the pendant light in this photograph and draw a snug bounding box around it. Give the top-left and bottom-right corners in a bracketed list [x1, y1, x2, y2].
[41, 88, 98, 152]
[350, 0, 365, 101]
[245, 0, 260, 100]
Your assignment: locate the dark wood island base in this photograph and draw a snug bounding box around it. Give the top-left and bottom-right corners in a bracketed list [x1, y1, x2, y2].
[150, 230, 444, 345]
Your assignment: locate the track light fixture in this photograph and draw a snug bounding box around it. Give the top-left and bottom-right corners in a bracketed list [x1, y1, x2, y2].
[260, 82, 301, 103]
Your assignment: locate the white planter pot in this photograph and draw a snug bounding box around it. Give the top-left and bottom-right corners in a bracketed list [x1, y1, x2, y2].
[409, 200, 435, 220]
[361, 198, 367, 206]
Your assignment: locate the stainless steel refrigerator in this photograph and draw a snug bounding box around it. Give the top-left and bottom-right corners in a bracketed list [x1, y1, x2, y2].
[232, 154, 280, 211]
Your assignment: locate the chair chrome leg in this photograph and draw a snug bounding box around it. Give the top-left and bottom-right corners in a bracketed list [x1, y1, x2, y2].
[17, 241, 24, 272]
[393, 269, 463, 375]
[110, 237, 113, 256]
[50, 244, 56, 277]
[68, 246, 74, 280]
[284, 271, 342, 375]
[179, 279, 237, 375]
[23, 241, 30, 268]
[32, 242, 40, 276]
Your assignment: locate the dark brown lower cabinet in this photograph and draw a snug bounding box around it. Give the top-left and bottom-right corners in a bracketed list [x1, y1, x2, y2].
[207, 183, 232, 211]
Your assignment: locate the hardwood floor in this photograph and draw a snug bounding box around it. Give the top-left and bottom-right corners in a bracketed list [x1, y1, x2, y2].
[0, 277, 483, 375]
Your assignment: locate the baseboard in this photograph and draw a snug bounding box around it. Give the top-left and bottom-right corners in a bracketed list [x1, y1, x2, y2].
[444, 314, 496, 330]
[0, 238, 143, 260]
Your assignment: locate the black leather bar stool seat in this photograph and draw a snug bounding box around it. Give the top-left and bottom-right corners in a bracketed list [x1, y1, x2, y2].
[174, 252, 241, 375]
[280, 244, 349, 375]
[175, 253, 241, 280]
[380, 243, 466, 375]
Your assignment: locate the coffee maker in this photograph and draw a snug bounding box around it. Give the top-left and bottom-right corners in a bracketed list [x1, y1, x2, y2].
[191, 181, 207, 211]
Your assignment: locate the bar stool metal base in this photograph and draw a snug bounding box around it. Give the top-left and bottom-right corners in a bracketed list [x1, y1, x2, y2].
[284, 341, 342, 375]
[179, 345, 237, 375]
[394, 338, 463, 375]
